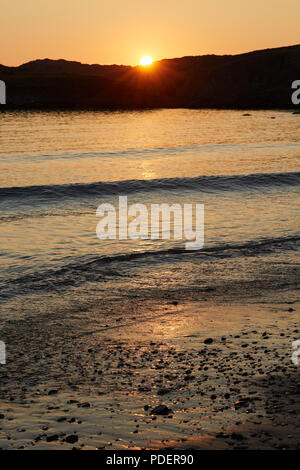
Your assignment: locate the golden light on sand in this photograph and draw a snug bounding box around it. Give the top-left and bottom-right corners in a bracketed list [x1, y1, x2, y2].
[140, 56, 153, 66]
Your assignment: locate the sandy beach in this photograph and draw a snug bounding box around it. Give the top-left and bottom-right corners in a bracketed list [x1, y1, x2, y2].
[0, 290, 299, 450]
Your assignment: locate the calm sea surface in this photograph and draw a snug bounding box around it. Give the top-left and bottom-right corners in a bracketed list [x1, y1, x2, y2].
[0, 109, 299, 317]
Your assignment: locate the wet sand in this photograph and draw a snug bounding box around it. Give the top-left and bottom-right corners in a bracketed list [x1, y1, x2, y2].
[0, 297, 299, 450]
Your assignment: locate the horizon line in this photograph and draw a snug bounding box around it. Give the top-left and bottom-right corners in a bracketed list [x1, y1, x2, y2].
[1, 43, 300, 69]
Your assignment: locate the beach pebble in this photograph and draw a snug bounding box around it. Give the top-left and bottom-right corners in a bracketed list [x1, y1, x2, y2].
[66, 435, 78, 444]
[230, 433, 244, 441]
[157, 388, 171, 395]
[46, 434, 59, 442]
[234, 398, 250, 409]
[204, 338, 213, 344]
[78, 402, 90, 408]
[150, 405, 172, 416]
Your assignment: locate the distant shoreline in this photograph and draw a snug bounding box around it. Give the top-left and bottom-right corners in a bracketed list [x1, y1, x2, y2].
[1, 45, 300, 110]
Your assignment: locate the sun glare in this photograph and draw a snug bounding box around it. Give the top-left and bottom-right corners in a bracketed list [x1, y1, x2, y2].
[140, 56, 153, 66]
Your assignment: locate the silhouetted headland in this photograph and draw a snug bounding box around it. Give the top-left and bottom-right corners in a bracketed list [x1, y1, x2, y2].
[1, 45, 300, 109]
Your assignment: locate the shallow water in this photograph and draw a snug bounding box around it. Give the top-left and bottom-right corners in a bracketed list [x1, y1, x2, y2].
[0, 109, 299, 315]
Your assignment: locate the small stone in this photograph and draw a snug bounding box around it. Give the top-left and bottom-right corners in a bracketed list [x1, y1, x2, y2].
[204, 338, 213, 344]
[157, 389, 171, 395]
[66, 435, 78, 444]
[150, 405, 172, 416]
[46, 434, 59, 442]
[230, 433, 244, 441]
[57, 417, 67, 422]
[78, 402, 90, 408]
[234, 398, 250, 409]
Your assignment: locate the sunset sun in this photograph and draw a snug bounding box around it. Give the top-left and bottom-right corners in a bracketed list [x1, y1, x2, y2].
[140, 55, 152, 66]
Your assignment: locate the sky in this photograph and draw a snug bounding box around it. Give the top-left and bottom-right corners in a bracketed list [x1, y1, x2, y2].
[1, 0, 300, 66]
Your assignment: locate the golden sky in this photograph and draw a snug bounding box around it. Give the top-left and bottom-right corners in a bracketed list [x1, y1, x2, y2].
[1, 0, 300, 66]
